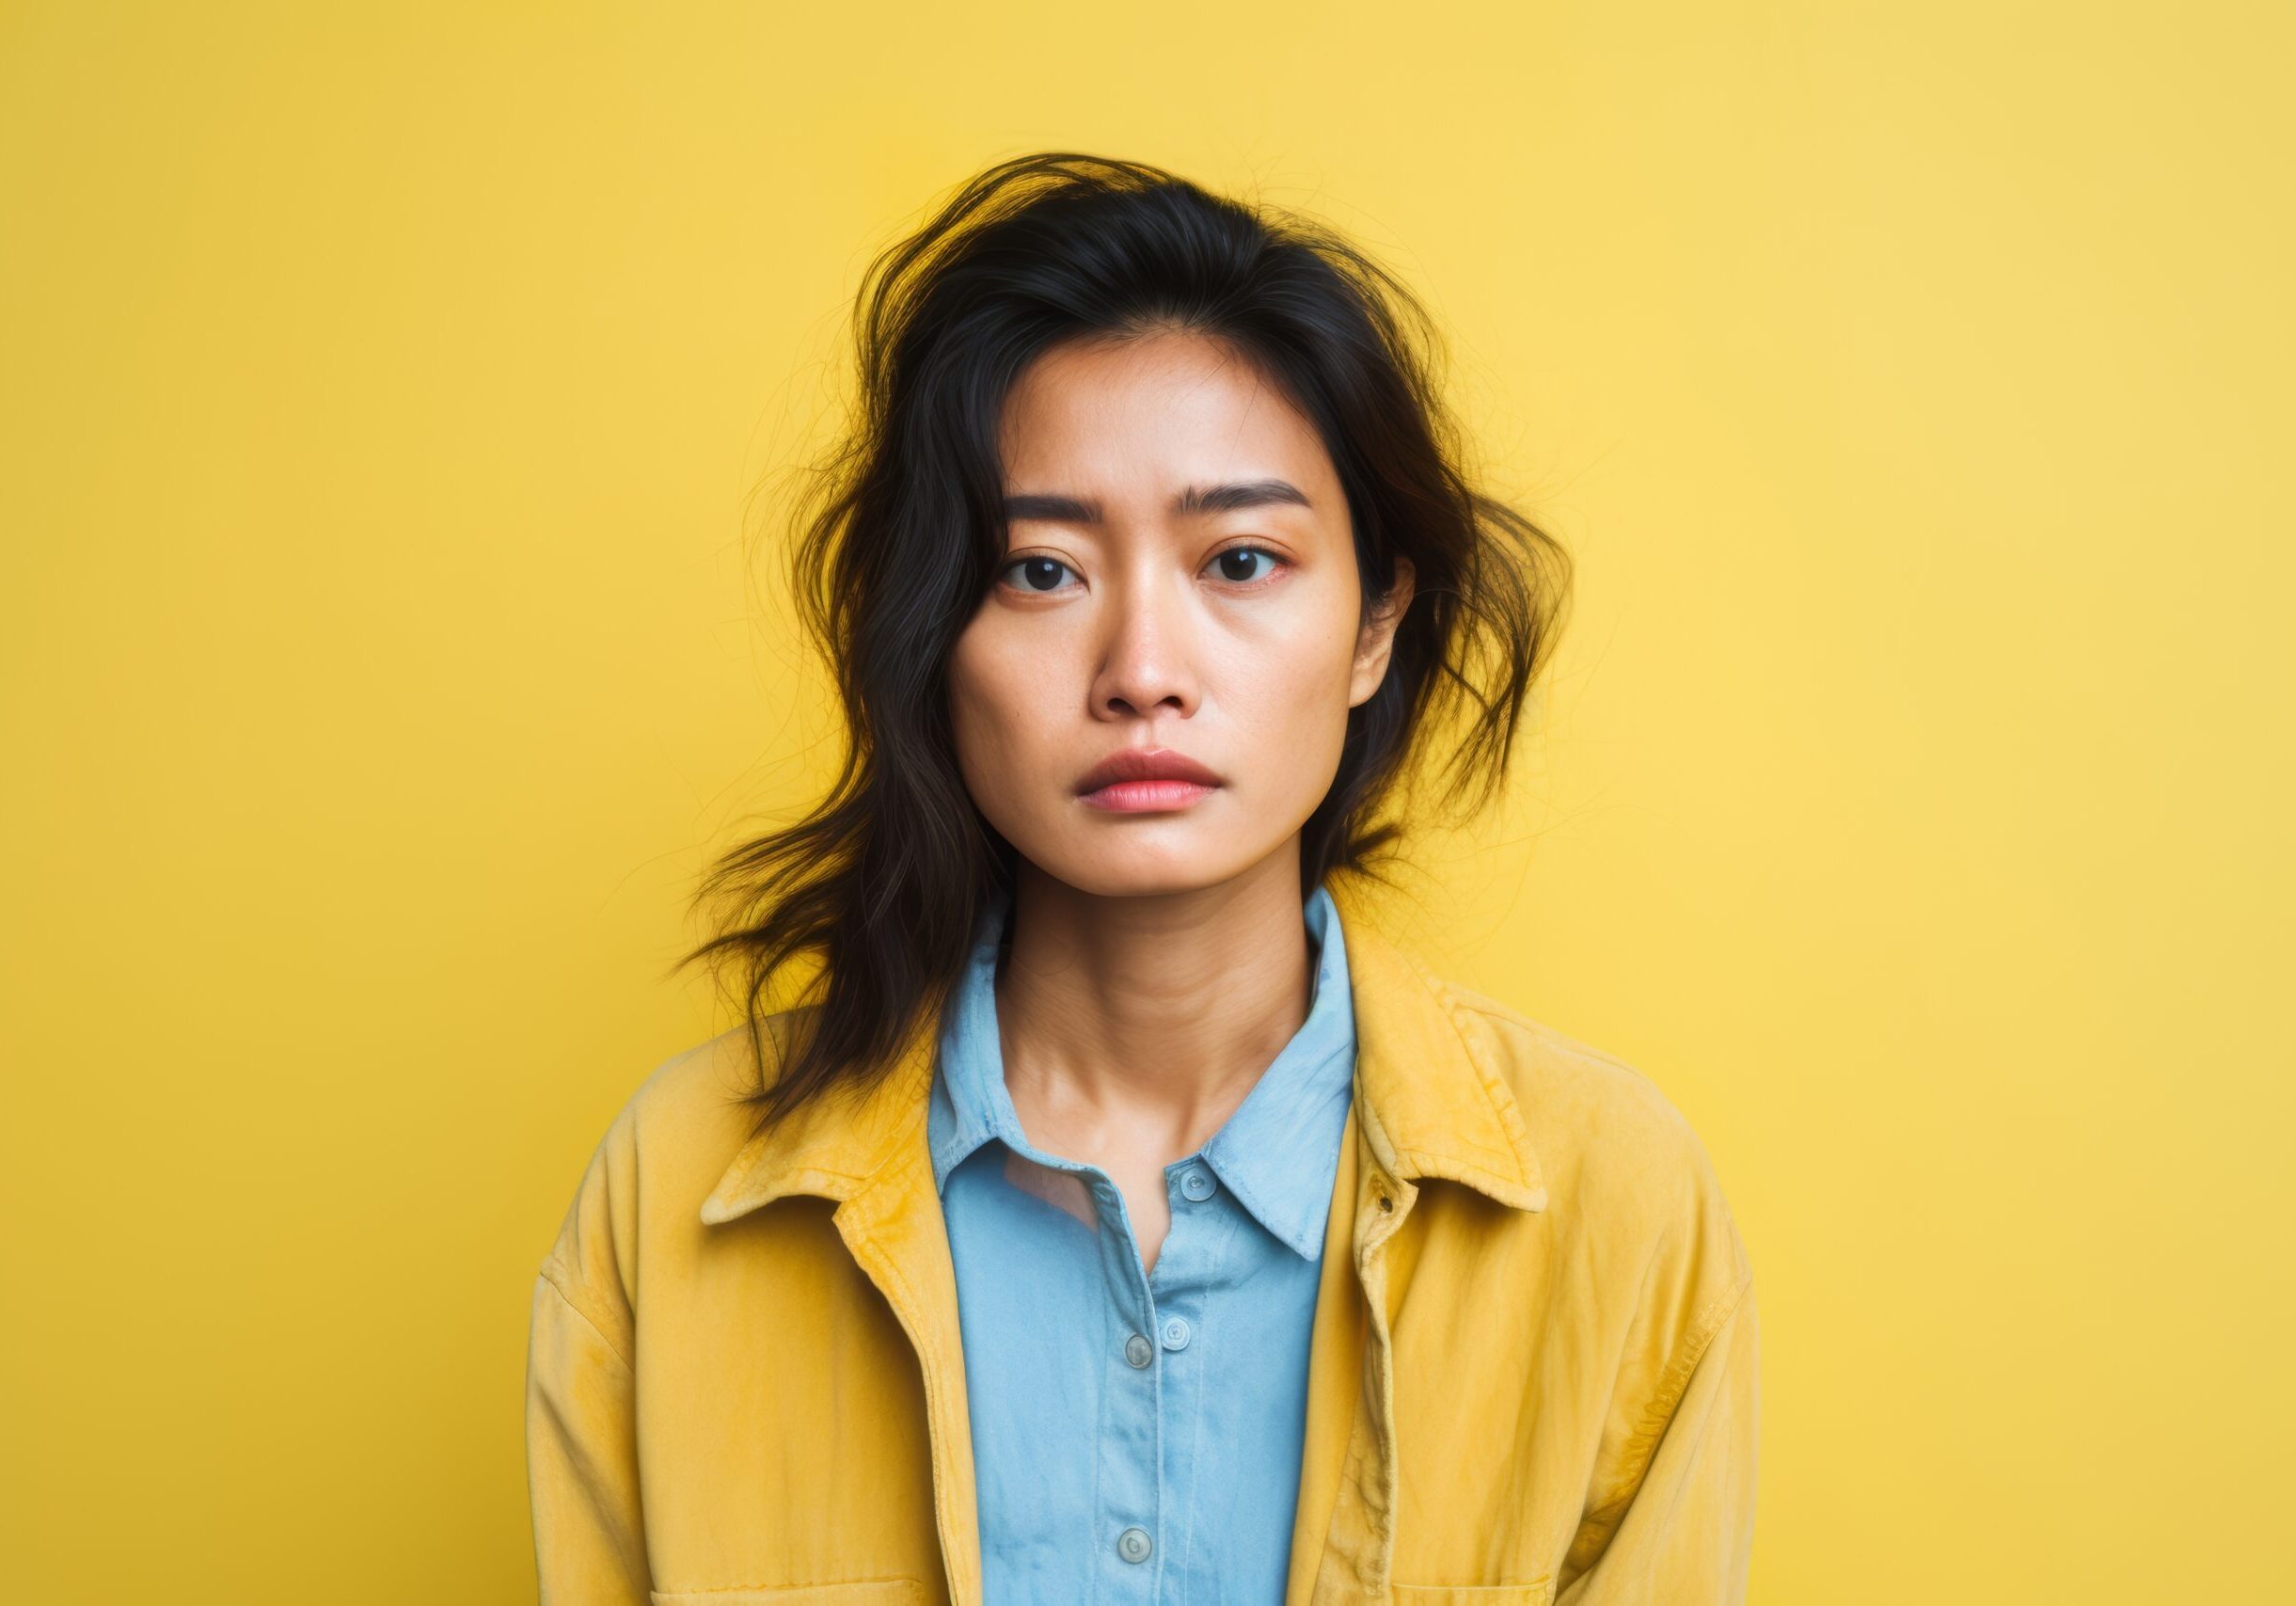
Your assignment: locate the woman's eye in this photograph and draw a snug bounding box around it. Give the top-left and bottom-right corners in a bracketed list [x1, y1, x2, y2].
[1000, 548, 1284, 594]
[1209, 546, 1283, 584]
[1002, 555, 1078, 593]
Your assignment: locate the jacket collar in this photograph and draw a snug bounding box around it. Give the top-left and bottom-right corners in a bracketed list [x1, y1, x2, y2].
[699, 873, 1548, 1226]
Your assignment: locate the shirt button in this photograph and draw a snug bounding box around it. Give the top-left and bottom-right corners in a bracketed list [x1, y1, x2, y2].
[1179, 1168, 1217, 1201]
[1116, 1525, 1153, 1564]
[1160, 1314, 1191, 1350]
[1123, 1331, 1154, 1368]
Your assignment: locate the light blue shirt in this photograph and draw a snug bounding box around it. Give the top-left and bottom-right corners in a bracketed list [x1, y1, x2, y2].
[927, 882, 1358, 1603]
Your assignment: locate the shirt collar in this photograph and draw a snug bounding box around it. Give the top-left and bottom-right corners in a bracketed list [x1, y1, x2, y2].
[700, 874, 1547, 1226]
[926, 882, 1357, 1259]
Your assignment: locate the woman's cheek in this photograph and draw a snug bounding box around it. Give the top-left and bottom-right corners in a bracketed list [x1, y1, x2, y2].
[952, 665, 1075, 851]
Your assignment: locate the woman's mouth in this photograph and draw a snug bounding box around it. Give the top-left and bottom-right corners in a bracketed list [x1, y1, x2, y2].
[1077, 777, 1219, 813]
[1073, 746, 1224, 813]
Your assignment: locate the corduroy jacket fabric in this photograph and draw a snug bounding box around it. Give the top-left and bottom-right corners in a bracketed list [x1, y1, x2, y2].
[527, 878, 1759, 1605]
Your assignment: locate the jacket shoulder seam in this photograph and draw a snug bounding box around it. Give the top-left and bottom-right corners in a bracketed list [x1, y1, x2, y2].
[1584, 1270, 1754, 1523]
[537, 1258, 635, 1375]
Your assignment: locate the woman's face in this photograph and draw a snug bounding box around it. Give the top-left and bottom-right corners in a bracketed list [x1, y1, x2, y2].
[948, 328, 1414, 899]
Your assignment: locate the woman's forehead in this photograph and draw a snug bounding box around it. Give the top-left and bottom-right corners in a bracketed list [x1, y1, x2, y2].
[998, 331, 1337, 507]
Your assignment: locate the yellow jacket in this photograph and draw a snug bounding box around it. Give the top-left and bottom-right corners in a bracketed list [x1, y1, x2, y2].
[527, 882, 1759, 1605]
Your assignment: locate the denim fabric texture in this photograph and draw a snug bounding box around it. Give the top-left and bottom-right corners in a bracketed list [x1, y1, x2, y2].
[926, 881, 1357, 1603]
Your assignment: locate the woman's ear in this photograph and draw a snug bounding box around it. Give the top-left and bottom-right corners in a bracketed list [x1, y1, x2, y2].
[1347, 554, 1417, 708]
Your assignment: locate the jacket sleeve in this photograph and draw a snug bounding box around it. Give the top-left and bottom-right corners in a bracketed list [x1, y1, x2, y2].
[1554, 1275, 1761, 1605]
[527, 1256, 651, 1603]
[528, 1087, 652, 1603]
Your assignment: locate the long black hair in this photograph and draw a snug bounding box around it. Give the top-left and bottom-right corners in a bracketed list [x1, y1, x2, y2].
[677, 151, 1572, 1137]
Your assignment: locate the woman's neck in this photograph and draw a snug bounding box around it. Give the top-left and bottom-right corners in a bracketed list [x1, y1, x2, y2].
[993, 851, 1317, 1164]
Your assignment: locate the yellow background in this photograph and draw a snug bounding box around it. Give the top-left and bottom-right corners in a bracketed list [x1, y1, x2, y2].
[5, 3, 2289, 1600]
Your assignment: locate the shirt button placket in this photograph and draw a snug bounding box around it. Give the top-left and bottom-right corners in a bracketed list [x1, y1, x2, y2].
[1095, 1171, 1159, 1605]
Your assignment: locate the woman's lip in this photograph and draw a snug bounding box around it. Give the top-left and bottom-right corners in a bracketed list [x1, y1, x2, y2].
[1074, 745, 1224, 793]
[1076, 779, 1220, 813]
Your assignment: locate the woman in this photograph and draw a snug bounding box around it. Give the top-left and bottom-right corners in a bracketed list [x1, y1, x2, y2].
[528, 153, 1757, 1606]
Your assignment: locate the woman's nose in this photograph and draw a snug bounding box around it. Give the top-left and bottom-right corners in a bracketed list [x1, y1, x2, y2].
[1090, 572, 1201, 720]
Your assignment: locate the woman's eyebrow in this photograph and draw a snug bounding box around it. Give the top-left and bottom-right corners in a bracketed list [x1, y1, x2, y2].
[1175, 479, 1311, 516]
[1001, 479, 1311, 523]
[1001, 491, 1102, 523]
